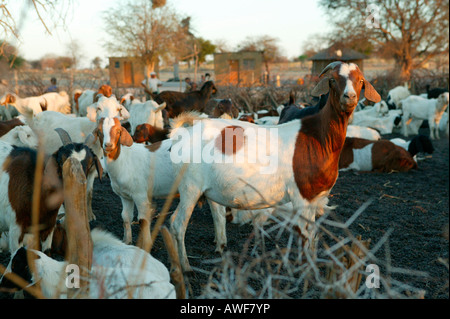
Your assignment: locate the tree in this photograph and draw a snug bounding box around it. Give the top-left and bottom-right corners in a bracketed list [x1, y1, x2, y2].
[91, 57, 102, 69]
[102, 0, 188, 78]
[65, 39, 84, 69]
[0, 41, 24, 69]
[319, 0, 450, 80]
[237, 35, 283, 79]
[1, 1, 73, 40]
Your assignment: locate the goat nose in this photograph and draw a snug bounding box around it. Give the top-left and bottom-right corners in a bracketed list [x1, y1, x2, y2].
[344, 92, 356, 99]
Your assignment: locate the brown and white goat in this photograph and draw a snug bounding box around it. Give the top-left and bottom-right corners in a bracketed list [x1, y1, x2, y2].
[0, 134, 102, 254]
[0, 118, 25, 137]
[339, 137, 418, 172]
[93, 117, 176, 245]
[132, 123, 169, 144]
[168, 61, 381, 271]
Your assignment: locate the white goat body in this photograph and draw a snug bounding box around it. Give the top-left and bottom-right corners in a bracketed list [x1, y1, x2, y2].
[387, 85, 411, 109]
[400, 93, 449, 139]
[128, 100, 166, 135]
[1, 228, 175, 299]
[0, 125, 38, 148]
[346, 125, 381, 140]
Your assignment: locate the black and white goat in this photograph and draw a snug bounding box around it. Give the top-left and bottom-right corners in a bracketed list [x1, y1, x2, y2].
[0, 228, 175, 299]
[0, 131, 102, 254]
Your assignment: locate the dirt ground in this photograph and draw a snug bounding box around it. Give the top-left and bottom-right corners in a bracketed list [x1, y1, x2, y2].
[0, 127, 448, 299]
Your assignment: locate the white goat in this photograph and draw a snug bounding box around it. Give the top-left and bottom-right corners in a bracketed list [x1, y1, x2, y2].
[351, 100, 389, 124]
[93, 117, 176, 245]
[0, 228, 175, 299]
[0, 92, 71, 116]
[346, 125, 381, 140]
[128, 100, 166, 135]
[74, 89, 96, 117]
[0, 125, 38, 148]
[119, 93, 142, 111]
[400, 92, 449, 139]
[86, 96, 130, 123]
[386, 84, 411, 109]
[350, 110, 401, 135]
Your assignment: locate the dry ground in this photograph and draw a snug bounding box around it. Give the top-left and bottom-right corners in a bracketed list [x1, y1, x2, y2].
[2, 126, 447, 299]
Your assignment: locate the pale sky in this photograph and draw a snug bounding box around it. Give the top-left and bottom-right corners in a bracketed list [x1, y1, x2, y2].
[7, 0, 332, 68]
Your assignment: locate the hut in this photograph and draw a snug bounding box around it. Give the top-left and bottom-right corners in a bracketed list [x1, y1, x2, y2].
[108, 57, 146, 88]
[213, 51, 264, 86]
[310, 46, 367, 75]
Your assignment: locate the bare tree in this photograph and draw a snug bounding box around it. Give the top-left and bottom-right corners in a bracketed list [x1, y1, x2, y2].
[237, 35, 284, 80]
[66, 38, 85, 69]
[319, 0, 450, 80]
[102, 0, 187, 78]
[1, 0, 73, 40]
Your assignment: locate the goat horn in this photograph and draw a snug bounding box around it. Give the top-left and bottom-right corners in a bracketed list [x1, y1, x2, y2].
[54, 128, 73, 146]
[84, 133, 97, 147]
[319, 61, 342, 78]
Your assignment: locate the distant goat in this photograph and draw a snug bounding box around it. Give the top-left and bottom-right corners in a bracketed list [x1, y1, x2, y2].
[400, 92, 449, 139]
[0, 92, 71, 116]
[386, 84, 410, 109]
[426, 84, 448, 99]
[339, 137, 418, 172]
[154, 81, 217, 121]
[132, 123, 169, 144]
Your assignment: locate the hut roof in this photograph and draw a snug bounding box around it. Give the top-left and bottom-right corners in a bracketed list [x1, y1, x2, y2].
[310, 46, 367, 61]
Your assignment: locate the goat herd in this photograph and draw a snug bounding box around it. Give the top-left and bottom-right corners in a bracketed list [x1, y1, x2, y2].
[0, 61, 448, 299]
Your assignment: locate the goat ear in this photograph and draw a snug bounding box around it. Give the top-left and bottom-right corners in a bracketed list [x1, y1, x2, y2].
[93, 155, 103, 183]
[86, 106, 97, 122]
[43, 156, 64, 210]
[84, 133, 97, 147]
[119, 127, 133, 147]
[8, 94, 16, 104]
[363, 80, 381, 103]
[311, 77, 330, 97]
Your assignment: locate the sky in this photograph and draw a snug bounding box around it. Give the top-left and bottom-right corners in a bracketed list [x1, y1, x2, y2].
[6, 0, 333, 68]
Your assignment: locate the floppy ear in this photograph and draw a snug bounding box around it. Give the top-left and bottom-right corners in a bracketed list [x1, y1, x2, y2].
[7, 94, 16, 104]
[363, 79, 381, 103]
[311, 77, 330, 97]
[93, 154, 103, 183]
[119, 126, 133, 146]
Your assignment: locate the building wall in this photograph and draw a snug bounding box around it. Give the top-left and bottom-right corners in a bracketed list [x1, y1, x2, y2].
[214, 52, 263, 86]
[108, 57, 146, 88]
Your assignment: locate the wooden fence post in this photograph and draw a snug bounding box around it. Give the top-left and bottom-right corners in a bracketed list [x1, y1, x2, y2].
[63, 157, 92, 298]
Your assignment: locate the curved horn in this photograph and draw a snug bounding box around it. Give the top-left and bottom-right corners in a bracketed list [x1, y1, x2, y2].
[319, 61, 342, 78]
[84, 133, 97, 147]
[54, 128, 73, 146]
